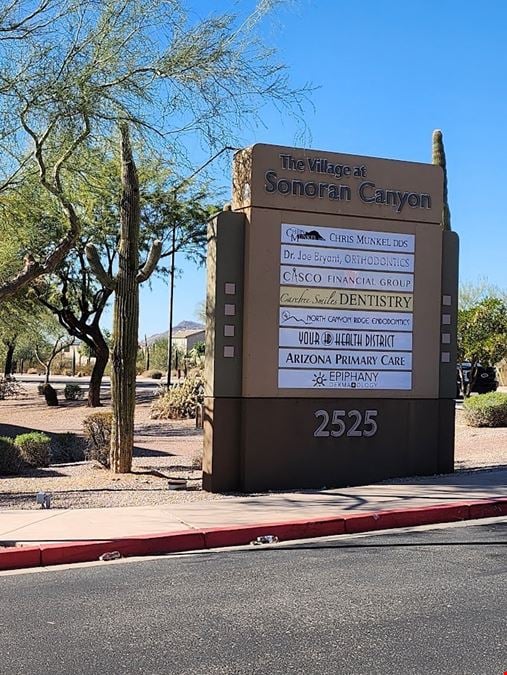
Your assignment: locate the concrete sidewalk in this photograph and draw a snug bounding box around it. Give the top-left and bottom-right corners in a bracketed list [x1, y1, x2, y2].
[1, 467, 505, 548]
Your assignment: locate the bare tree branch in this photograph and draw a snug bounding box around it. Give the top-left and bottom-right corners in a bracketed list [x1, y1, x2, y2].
[85, 243, 117, 290]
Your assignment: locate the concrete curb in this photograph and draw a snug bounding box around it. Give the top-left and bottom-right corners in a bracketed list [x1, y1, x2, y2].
[1, 498, 506, 572]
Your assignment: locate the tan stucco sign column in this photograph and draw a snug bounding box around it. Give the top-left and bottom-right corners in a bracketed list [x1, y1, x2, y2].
[203, 144, 458, 493]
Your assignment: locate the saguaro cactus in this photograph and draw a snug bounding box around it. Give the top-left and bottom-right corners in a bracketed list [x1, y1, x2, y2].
[432, 129, 451, 231]
[86, 124, 161, 472]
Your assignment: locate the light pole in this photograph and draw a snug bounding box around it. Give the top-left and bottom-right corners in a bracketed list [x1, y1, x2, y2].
[167, 220, 177, 389]
[166, 145, 237, 389]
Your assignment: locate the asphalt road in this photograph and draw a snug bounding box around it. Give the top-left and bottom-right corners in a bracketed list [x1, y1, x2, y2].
[1, 520, 505, 675]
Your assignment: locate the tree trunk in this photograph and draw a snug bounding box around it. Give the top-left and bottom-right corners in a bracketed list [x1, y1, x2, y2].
[4, 342, 15, 376]
[43, 383, 58, 406]
[110, 124, 140, 473]
[88, 335, 109, 407]
[143, 335, 150, 371]
[466, 364, 479, 398]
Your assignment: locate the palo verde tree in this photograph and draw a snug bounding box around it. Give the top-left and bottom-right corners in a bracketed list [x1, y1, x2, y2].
[0, 0, 307, 303]
[0, 1, 83, 299]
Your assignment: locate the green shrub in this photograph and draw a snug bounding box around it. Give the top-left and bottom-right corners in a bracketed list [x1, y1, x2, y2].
[50, 432, 86, 463]
[83, 411, 112, 467]
[15, 432, 51, 467]
[64, 383, 84, 400]
[0, 436, 24, 475]
[462, 392, 507, 427]
[141, 369, 163, 379]
[151, 369, 204, 420]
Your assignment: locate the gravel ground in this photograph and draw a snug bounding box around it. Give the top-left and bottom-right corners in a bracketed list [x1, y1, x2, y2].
[0, 389, 505, 509]
[454, 406, 507, 470]
[0, 389, 217, 509]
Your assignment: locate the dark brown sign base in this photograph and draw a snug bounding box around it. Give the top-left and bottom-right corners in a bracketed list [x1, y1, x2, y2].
[203, 397, 455, 493]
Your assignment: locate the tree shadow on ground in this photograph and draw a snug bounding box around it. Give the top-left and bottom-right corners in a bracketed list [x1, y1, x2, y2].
[136, 424, 202, 438]
[208, 466, 507, 509]
[0, 422, 53, 439]
[136, 392, 157, 404]
[0, 493, 50, 508]
[0, 466, 66, 479]
[146, 464, 196, 472]
[133, 445, 175, 458]
[454, 462, 506, 472]
[0, 423, 86, 444]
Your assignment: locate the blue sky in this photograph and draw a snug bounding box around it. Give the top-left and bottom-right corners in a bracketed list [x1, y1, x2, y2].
[129, 0, 507, 337]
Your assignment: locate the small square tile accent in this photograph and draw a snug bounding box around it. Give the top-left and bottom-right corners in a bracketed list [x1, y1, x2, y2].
[225, 282, 236, 295]
[441, 352, 450, 363]
[442, 314, 451, 325]
[441, 333, 451, 344]
[224, 304, 235, 316]
[224, 324, 235, 337]
[223, 346, 235, 358]
[442, 294, 452, 306]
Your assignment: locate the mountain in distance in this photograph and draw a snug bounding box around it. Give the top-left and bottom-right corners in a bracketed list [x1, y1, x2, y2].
[145, 320, 205, 345]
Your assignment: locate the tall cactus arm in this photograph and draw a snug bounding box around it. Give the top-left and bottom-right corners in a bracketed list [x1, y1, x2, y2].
[137, 239, 162, 283]
[85, 243, 117, 290]
[432, 129, 451, 231]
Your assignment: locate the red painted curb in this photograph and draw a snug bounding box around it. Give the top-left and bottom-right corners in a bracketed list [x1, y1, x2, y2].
[204, 516, 346, 549]
[41, 540, 115, 566]
[2, 497, 505, 572]
[468, 498, 507, 519]
[39, 530, 206, 567]
[0, 545, 41, 570]
[109, 531, 206, 558]
[375, 502, 471, 530]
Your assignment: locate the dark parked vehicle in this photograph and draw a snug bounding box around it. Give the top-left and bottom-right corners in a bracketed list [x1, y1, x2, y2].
[456, 362, 498, 398]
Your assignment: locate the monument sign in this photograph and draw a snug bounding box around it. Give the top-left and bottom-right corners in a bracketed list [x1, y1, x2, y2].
[203, 144, 458, 492]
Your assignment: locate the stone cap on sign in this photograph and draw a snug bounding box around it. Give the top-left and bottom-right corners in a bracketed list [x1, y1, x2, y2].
[232, 143, 444, 225]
